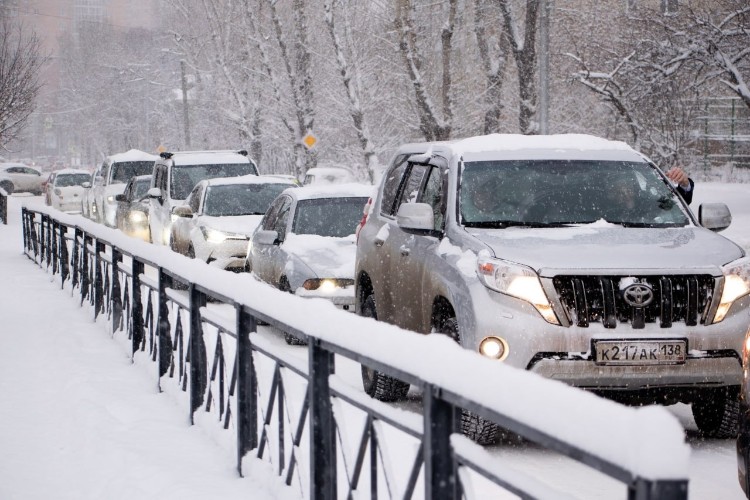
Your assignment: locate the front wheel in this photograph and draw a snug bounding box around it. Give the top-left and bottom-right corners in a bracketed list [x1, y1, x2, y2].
[692, 386, 740, 438]
[438, 315, 499, 445]
[360, 294, 410, 401]
[280, 277, 307, 346]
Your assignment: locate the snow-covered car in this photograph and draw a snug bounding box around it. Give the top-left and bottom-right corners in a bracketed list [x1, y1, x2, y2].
[46, 169, 91, 213]
[0, 163, 45, 195]
[115, 175, 152, 242]
[147, 150, 259, 246]
[355, 133, 749, 440]
[302, 166, 356, 185]
[247, 184, 373, 343]
[170, 175, 298, 271]
[84, 149, 157, 227]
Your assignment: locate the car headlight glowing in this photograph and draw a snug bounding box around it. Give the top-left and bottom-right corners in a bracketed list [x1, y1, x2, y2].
[107, 195, 115, 203]
[714, 257, 750, 323]
[200, 226, 247, 245]
[477, 256, 559, 325]
[128, 211, 147, 224]
[302, 278, 354, 292]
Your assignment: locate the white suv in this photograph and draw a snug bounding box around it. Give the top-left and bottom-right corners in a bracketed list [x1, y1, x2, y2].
[84, 149, 158, 226]
[355, 133, 748, 439]
[147, 150, 259, 246]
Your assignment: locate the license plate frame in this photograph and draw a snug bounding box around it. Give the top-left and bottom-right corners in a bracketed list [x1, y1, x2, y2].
[593, 339, 687, 366]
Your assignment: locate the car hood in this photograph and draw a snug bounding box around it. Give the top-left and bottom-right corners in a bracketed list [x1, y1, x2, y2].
[283, 234, 356, 278]
[198, 215, 263, 237]
[469, 221, 744, 275]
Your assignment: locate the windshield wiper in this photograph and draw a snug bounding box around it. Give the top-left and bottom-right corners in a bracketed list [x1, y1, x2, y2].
[464, 220, 574, 229]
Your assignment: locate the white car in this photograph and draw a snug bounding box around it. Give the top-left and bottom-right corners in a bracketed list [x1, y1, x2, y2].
[170, 175, 298, 271]
[302, 166, 356, 185]
[0, 163, 45, 195]
[85, 149, 158, 227]
[147, 150, 259, 246]
[47, 169, 91, 213]
[247, 183, 373, 343]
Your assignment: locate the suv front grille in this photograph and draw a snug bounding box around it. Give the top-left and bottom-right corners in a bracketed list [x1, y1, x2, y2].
[551, 275, 717, 329]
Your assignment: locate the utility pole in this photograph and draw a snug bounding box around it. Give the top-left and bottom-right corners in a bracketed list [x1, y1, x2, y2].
[180, 60, 191, 148]
[539, 0, 551, 134]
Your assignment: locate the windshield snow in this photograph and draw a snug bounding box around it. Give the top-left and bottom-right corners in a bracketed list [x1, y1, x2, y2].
[293, 197, 368, 237]
[460, 160, 691, 228]
[203, 183, 292, 216]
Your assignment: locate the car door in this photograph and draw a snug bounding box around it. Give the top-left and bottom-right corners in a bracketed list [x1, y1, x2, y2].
[149, 164, 171, 245]
[266, 197, 293, 287]
[384, 162, 447, 333]
[252, 196, 285, 282]
[179, 183, 204, 255]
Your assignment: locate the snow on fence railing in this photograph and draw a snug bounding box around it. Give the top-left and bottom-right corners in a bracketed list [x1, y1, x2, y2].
[21, 206, 690, 500]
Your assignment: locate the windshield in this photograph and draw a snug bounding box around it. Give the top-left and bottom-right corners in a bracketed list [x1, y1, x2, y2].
[460, 160, 690, 228]
[55, 174, 91, 187]
[109, 161, 154, 184]
[293, 197, 368, 237]
[203, 183, 293, 216]
[171, 163, 256, 200]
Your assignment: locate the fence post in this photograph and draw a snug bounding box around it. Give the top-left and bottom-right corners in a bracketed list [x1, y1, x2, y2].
[629, 478, 688, 500]
[111, 248, 122, 333]
[81, 234, 90, 306]
[423, 385, 458, 500]
[309, 339, 336, 500]
[94, 240, 105, 318]
[60, 223, 69, 289]
[236, 304, 258, 476]
[131, 258, 145, 358]
[1, 190, 7, 225]
[189, 283, 207, 420]
[157, 268, 173, 385]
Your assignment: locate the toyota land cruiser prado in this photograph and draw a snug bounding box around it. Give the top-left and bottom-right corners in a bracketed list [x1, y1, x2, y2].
[355, 133, 749, 439]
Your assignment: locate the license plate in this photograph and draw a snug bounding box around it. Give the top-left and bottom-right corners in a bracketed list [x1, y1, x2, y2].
[594, 339, 687, 365]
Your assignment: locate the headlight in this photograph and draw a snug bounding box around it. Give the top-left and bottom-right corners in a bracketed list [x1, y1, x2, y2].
[714, 257, 750, 323]
[477, 256, 559, 325]
[303, 278, 354, 292]
[128, 211, 147, 224]
[170, 213, 180, 223]
[107, 195, 115, 203]
[200, 226, 247, 245]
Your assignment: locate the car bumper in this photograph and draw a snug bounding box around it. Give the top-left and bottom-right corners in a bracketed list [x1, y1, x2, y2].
[461, 283, 749, 390]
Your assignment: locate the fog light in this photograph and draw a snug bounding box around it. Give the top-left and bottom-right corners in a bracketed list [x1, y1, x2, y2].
[479, 336, 509, 361]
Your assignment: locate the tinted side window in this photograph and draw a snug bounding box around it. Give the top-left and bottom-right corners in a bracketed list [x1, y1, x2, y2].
[273, 198, 292, 237]
[261, 197, 285, 230]
[380, 155, 410, 216]
[396, 164, 429, 209]
[419, 167, 445, 231]
[188, 185, 203, 213]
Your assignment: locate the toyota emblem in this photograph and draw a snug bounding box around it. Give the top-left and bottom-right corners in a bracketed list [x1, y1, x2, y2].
[622, 283, 654, 307]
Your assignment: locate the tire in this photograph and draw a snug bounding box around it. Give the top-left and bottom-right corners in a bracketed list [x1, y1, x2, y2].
[0, 181, 14, 195]
[438, 315, 500, 445]
[187, 245, 195, 259]
[280, 277, 307, 346]
[692, 386, 740, 438]
[360, 294, 410, 401]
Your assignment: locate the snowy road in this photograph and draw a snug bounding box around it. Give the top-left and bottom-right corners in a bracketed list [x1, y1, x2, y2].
[2, 187, 749, 498]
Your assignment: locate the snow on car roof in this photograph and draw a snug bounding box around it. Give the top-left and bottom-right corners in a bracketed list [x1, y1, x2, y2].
[204, 174, 297, 187]
[402, 133, 646, 163]
[167, 151, 254, 166]
[304, 166, 354, 176]
[106, 149, 159, 163]
[54, 168, 91, 175]
[285, 183, 374, 201]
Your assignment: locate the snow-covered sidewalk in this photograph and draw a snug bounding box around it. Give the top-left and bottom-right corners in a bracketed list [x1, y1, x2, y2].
[0, 195, 290, 500]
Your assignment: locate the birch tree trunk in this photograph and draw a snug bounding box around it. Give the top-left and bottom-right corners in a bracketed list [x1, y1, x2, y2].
[474, 0, 507, 134]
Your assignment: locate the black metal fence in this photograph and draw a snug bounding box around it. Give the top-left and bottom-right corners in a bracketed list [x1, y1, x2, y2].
[0, 187, 7, 224]
[20, 206, 690, 500]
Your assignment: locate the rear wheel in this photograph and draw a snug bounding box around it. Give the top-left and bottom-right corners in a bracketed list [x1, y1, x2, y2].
[692, 386, 740, 438]
[0, 180, 14, 195]
[280, 277, 307, 346]
[360, 294, 410, 401]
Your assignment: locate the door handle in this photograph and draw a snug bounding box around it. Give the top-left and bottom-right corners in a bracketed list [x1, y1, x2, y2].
[399, 245, 410, 256]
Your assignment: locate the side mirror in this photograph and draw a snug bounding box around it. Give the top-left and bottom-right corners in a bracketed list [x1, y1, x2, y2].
[699, 203, 732, 232]
[147, 187, 163, 203]
[254, 229, 280, 246]
[396, 202, 435, 231]
[114, 194, 126, 202]
[82, 182, 91, 189]
[172, 205, 193, 218]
